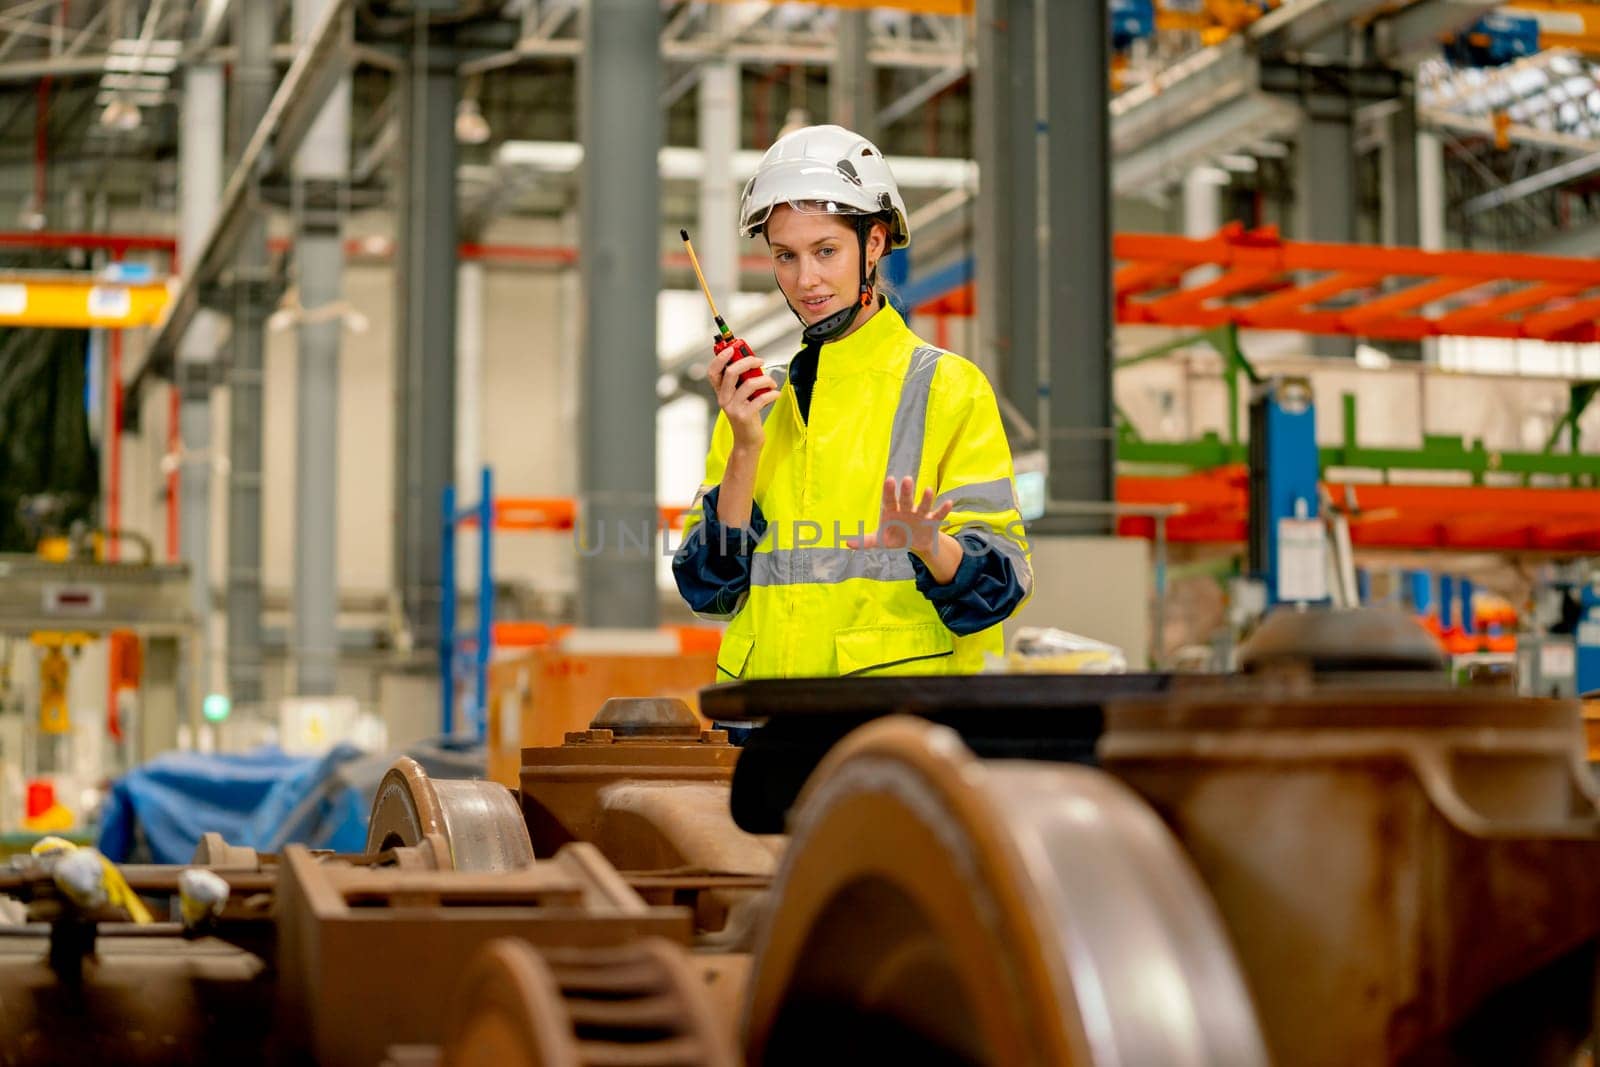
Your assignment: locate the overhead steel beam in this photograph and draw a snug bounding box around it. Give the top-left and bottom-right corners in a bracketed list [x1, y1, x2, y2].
[878, 63, 966, 129]
[1248, 0, 1391, 53]
[1461, 150, 1600, 214]
[0, 42, 357, 82]
[192, 0, 235, 53]
[467, 36, 969, 74]
[1112, 40, 1258, 160]
[1372, 0, 1500, 65]
[129, 0, 354, 392]
[1115, 90, 1300, 195]
[1420, 106, 1600, 155]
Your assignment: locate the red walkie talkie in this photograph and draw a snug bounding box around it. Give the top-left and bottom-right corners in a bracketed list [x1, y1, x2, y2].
[681, 229, 770, 399]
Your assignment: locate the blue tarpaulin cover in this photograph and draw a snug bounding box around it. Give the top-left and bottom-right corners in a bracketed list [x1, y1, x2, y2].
[97, 744, 369, 864]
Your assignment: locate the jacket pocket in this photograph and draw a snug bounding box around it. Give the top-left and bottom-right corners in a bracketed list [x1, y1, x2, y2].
[834, 622, 955, 677]
[716, 630, 756, 680]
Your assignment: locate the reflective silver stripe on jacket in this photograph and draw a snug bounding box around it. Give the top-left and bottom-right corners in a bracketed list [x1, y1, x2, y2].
[884, 346, 944, 481]
[752, 547, 915, 587]
[935, 476, 1017, 516]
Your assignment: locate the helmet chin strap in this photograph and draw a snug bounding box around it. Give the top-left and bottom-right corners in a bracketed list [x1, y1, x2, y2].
[792, 215, 877, 345]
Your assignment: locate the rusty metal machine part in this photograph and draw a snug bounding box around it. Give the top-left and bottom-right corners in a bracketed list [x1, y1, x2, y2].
[368, 756, 536, 871]
[276, 840, 698, 1067]
[742, 716, 1267, 1067]
[521, 725, 765, 868]
[522, 708, 778, 950]
[1237, 604, 1447, 685]
[440, 937, 736, 1067]
[191, 831, 265, 870]
[1102, 688, 1600, 1065]
[590, 696, 704, 738]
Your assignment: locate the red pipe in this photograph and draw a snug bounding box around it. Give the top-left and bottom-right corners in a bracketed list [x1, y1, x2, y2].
[0, 232, 177, 256]
[108, 329, 123, 562]
[166, 384, 180, 561]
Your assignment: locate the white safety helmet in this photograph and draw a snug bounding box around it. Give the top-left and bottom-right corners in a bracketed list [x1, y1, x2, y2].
[739, 124, 911, 249]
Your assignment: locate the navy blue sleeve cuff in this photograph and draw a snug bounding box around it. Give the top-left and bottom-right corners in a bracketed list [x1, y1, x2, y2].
[909, 532, 1027, 636]
[671, 485, 766, 617]
[694, 484, 767, 558]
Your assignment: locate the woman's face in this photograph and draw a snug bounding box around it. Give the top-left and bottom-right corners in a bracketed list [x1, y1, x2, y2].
[765, 204, 887, 326]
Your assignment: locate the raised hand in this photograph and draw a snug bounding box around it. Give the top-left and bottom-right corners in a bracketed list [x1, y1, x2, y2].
[848, 476, 954, 556]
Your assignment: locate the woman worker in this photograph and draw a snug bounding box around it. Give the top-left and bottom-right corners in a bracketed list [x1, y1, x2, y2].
[673, 124, 1032, 680]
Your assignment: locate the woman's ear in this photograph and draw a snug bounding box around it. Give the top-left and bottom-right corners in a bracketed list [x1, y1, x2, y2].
[867, 220, 889, 272]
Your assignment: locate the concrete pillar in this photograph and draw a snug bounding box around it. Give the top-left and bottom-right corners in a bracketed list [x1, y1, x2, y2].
[290, 0, 350, 696]
[1292, 31, 1357, 359]
[177, 61, 223, 705]
[1418, 130, 1446, 252]
[1183, 167, 1224, 238]
[226, 0, 275, 709]
[831, 9, 877, 144]
[1040, 0, 1113, 529]
[577, 0, 660, 628]
[455, 257, 484, 502]
[393, 24, 459, 656]
[1382, 91, 1423, 361]
[1418, 129, 1446, 364]
[697, 26, 740, 304]
[974, 0, 1038, 420]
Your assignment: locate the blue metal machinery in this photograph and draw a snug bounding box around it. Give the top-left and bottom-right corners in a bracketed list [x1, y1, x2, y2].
[1446, 12, 1541, 67]
[1111, 0, 1156, 51]
[1580, 580, 1600, 695]
[440, 468, 494, 742]
[1248, 377, 1329, 607]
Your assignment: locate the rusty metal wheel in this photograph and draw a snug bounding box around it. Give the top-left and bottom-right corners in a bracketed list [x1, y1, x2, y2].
[742, 716, 1267, 1067]
[367, 757, 535, 871]
[442, 938, 736, 1067]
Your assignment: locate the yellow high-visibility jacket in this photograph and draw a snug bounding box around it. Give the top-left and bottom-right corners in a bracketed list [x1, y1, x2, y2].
[682, 304, 1032, 680]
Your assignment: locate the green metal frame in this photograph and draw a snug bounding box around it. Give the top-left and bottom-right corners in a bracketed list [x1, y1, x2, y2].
[1115, 330, 1600, 487]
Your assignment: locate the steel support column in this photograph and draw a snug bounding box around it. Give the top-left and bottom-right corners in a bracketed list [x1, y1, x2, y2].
[831, 9, 876, 145]
[1040, 0, 1113, 530]
[974, 0, 1037, 419]
[291, 0, 350, 696]
[1291, 33, 1357, 359]
[697, 13, 739, 307]
[577, 0, 659, 629]
[178, 61, 222, 708]
[393, 21, 458, 655]
[1418, 129, 1445, 253]
[226, 0, 275, 708]
[1382, 87, 1422, 361]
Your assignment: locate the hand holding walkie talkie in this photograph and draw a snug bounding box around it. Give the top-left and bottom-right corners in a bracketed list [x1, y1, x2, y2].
[681, 230, 772, 402]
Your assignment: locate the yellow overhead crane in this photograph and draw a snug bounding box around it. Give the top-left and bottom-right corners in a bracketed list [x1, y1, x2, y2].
[1152, 0, 1282, 45]
[1501, 0, 1600, 53]
[0, 272, 169, 330]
